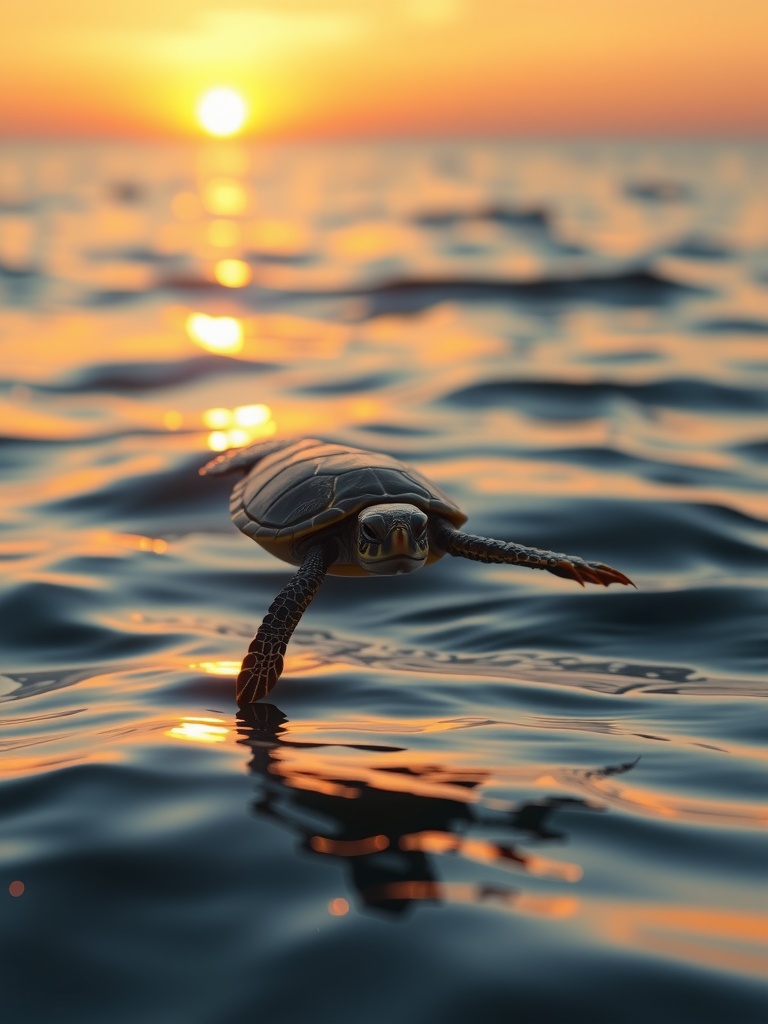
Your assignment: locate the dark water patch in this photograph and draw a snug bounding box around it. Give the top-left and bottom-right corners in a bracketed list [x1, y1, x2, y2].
[0, 436, 72, 471]
[0, 573, 204, 667]
[0, 200, 38, 214]
[362, 266, 708, 309]
[408, 582, 768, 677]
[34, 354, 277, 393]
[297, 372, 399, 395]
[480, 205, 552, 228]
[0, 263, 40, 305]
[45, 460, 222, 532]
[0, 261, 37, 279]
[694, 317, 768, 335]
[503, 498, 768, 571]
[639, 461, 746, 489]
[584, 584, 768, 677]
[354, 268, 706, 316]
[576, 348, 660, 366]
[669, 238, 733, 259]
[444, 377, 768, 416]
[0, 430, 201, 462]
[534, 444, 662, 472]
[357, 422, 432, 438]
[84, 245, 180, 265]
[245, 249, 314, 265]
[0, 580, 181, 666]
[625, 180, 693, 202]
[447, 239, 495, 257]
[416, 204, 587, 255]
[413, 204, 552, 228]
[412, 208, 475, 227]
[82, 288, 156, 307]
[104, 180, 145, 204]
[731, 439, 768, 460]
[248, 268, 708, 314]
[533, 444, 753, 491]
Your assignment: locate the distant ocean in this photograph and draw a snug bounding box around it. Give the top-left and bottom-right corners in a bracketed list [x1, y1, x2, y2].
[1, 139, 766, 1023]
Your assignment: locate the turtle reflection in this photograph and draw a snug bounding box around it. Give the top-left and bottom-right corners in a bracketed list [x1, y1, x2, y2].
[237, 705, 637, 917]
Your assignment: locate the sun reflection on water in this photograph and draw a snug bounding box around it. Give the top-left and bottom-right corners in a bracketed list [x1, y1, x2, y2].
[167, 717, 230, 744]
[89, 531, 168, 555]
[190, 660, 240, 677]
[202, 403, 276, 451]
[186, 312, 243, 354]
[202, 177, 248, 216]
[214, 259, 252, 288]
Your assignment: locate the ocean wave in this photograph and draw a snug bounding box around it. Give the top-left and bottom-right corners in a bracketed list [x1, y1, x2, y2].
[36, 354, 276, 393]
[3, 139, 767, 1024]
[444, 377, 768, 413]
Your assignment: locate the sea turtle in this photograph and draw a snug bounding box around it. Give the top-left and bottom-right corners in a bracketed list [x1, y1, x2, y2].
[201, 438, 633, 705]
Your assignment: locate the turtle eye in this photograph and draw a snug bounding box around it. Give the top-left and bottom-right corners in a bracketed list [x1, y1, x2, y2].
[360, 522, 381, 543]
[412, 513, 429, 539]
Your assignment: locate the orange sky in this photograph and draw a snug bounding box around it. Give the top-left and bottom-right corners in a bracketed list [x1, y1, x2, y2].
[2, 0, 767, 139]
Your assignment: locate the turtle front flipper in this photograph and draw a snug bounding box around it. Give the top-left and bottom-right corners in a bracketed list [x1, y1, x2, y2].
[432, 520, 634, 588]
[237, 542, 337, 705]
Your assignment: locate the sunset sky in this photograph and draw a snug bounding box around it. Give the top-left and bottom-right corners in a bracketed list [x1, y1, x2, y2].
[2, 0, 767, 139]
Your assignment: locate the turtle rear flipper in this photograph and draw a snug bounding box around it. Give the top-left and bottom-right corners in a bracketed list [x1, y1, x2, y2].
[432, 521, 634, 588]
[237, 542, 337, 704]
[199, 439, 290, 478]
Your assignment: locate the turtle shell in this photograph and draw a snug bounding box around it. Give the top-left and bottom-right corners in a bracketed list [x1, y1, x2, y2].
[230, 438, 466, 567]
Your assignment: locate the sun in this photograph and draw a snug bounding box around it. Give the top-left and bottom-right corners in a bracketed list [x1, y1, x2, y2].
[197, 88, 248, 137]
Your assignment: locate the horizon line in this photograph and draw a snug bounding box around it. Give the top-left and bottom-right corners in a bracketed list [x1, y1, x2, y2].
[2, 129, 767, 144]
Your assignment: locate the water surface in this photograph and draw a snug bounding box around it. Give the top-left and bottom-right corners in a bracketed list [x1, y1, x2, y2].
[1, 139, 767, 1023]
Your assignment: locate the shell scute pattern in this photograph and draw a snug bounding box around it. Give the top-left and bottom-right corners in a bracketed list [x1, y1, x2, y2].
[332, 467, 388, 503]
[260, 474, 337, 529]
[232, 439, 466, 553]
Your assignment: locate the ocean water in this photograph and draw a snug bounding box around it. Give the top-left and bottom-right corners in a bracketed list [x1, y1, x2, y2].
[1, 139, 766, 1023]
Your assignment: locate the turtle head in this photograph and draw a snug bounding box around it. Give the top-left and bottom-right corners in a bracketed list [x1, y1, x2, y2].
[356, 504, 430, 575]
